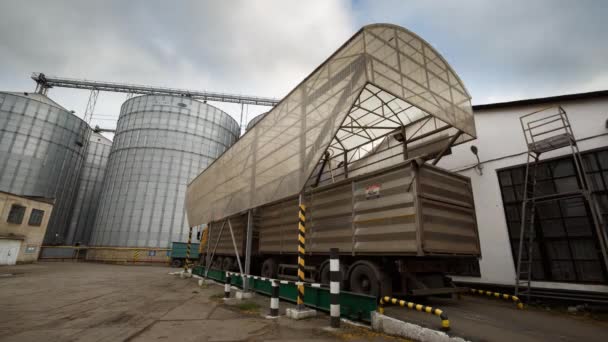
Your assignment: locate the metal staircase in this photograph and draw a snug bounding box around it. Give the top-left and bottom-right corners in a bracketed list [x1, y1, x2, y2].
[515, 106, 608, 301]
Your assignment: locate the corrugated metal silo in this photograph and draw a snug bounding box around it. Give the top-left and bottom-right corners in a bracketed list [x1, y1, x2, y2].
[0, 91, 90, 244]
[65, 132, 112, 245]
[90, 95, 240, 247]
[246, 112, 267, 131]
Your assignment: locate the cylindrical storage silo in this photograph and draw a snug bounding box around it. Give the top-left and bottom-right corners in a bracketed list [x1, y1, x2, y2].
[246, 112, 267, 131]
[65, 132, 112, 245]
[90, 95, 240, 248]
[0, 92, 90, 244]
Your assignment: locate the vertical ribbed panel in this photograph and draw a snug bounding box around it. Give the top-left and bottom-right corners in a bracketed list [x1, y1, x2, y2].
[0, 92, 90, 244]
[418, 165, 480, 255]
[65, 132, 112, 245]
[90, 95, 239, 247]
[353, 165, 417, 253]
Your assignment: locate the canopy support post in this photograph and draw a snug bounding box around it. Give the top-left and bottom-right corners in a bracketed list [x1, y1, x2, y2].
[313, 151, 330, 187]
[243, 210, 254, 292]
[227, 218, 245, 279]
[431, 131, 462, 166]
[402, 126, 408, 160]
[205, 220, 226, 279]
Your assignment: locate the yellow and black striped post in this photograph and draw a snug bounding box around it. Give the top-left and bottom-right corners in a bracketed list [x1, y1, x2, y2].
[379, 296, 450, 331]
[184, 226, 193, 272]
[297, 201, 306, 310]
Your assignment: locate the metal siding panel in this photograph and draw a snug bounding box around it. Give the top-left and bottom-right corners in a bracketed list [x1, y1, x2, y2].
[208, 214, 247, 256]
[353, 164, 418, 254]
[309, 183, 352, 253]
[418, 165, 480, 255]
[257, 198, 299, 254]
[0, 92, 90, 245]
[89, 95, 239, 247]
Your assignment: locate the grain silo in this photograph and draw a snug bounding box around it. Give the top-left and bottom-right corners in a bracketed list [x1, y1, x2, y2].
[0, 91, 90, 244]
[245, 112, 267, 131]
[90, 95, 240, 248]
[64, 132, 112, 245]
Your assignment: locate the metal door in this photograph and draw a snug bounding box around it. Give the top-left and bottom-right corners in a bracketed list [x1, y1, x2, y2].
[0, 239, 21, 265]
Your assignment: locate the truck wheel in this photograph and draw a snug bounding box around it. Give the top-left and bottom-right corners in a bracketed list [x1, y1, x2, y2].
[348, 261, 391, 297]
[212, 257, 223, 270]
[171, 258, 183, 268]
[261, 258, 278, 279]
[319, 261, 348, 289]
[222, 257, 234, 271]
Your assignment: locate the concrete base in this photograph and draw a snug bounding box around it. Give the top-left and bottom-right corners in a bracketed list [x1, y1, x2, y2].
[371, 311, 467, 342]
[198, 279, 217, 286]
[322, 326, 339, 332]
[264, 315, 280, 319]
[234, 290, 254, 300]
[285, 308, 317, 320]
[179, 271, 193, 279]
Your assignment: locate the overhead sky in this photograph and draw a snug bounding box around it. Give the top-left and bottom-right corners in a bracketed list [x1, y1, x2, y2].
[1, 0, 606, 136]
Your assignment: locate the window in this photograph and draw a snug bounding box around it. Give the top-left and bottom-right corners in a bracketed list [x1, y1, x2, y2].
[28, 209, 45, 226]
[7, 204, 26, 224]
[497, 148, 608, 283]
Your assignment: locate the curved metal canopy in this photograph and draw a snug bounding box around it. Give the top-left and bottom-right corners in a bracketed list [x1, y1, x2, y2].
[186, 23, 475, 226]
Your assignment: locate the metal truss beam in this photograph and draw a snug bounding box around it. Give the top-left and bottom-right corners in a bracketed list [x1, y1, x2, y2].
[32, 72, 280, 107]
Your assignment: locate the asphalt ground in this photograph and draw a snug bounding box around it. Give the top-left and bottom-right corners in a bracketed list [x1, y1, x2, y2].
[2, 262, 607, 341]
[0, 262, 395, 342]
[382, 293, 608, 341]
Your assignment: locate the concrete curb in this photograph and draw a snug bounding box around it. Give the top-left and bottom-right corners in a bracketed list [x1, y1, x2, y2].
[371, 312, 468, 342]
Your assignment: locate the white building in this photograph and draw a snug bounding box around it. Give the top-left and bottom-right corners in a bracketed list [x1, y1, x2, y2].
[438, 90, 608, 295]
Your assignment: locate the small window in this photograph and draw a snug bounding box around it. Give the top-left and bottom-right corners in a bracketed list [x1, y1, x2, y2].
[28, 209, 45, 226]
[7, 204, 26, 224]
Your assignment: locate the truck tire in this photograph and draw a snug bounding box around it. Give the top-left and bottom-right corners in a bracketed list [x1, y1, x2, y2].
[319, 261, 348, 289]
[348, 261, 391, 297]
[171, 258, 183, 268]
[222, 257, 234, 271]
[261, 258, 278, 279]
[212, 257, 223, 270]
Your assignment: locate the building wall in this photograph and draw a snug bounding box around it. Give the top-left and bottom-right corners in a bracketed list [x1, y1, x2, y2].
[65, 132, 112, 245]
[438, 96, 608, 293]
[0, 191, 53, 263]
[90, 95, 240, 248]
[0, 92, 90, 245]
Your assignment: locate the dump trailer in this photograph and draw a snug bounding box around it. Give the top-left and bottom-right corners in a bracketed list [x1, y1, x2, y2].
[205, 159, 479, 297]
[187, 23, 480, 298]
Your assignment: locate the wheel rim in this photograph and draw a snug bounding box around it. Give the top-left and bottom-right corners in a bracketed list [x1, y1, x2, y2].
[261, 264, 271, 277]
[360, 277, 371, 292]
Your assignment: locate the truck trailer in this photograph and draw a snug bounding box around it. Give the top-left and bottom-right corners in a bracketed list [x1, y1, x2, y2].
[186, 23, 480, 297]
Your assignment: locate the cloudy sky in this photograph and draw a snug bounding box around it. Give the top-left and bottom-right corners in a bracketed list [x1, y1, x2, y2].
[1, 0, 606, 135]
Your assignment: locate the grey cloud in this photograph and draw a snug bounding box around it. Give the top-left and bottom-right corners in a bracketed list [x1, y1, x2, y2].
[0, 0, 355, 129]
[1, 0, 606, 124]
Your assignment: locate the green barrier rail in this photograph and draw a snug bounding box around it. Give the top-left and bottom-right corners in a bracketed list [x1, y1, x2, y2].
[193, 266, 377, 323]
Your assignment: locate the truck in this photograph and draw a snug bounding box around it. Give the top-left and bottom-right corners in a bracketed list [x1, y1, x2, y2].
[169, 241, 200, 268]
[186, 23, 480, 298]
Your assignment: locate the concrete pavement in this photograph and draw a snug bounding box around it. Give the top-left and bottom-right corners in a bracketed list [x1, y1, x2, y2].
[0, 262, 393, 342]
[382, 294, 608, 342]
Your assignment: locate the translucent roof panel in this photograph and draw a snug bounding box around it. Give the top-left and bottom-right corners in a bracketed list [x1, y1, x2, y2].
[186, 24, 475, 226]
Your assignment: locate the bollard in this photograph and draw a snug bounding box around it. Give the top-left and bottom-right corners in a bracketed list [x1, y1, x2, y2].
[297, 200, 306, 310]
[184, 226, 193, 272]
[329, 248, 340, 328]
[269, 279, 280, 317]
[224, 272, 231, 299]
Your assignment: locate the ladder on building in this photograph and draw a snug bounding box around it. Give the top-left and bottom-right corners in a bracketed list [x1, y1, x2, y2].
[515, 106, 608, 301]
